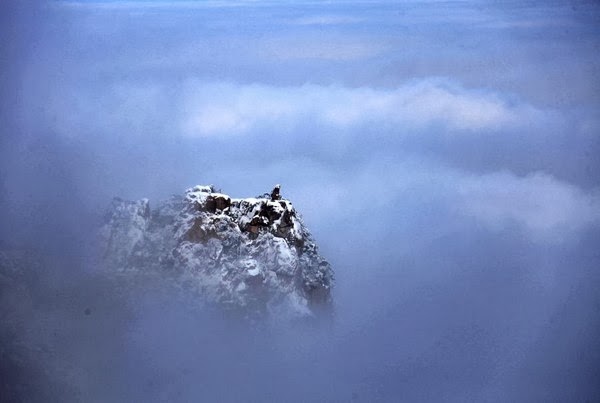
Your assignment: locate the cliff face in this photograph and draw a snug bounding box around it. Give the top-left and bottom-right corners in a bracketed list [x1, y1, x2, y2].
[100, 185, 333, 319]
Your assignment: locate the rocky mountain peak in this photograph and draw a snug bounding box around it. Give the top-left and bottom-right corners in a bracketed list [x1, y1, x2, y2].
[100, 185, 333, 320]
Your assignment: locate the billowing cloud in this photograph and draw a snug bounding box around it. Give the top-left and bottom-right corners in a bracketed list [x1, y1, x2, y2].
[280, 159, 600, 244]
[456, 171, 600, 241]
[182, 80, 541, 137]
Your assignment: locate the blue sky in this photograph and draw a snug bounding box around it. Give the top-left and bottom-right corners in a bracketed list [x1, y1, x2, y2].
[1, 0, 600, 401]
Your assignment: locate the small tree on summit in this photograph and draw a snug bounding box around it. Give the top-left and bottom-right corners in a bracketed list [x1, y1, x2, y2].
[270, 184, 281, 201]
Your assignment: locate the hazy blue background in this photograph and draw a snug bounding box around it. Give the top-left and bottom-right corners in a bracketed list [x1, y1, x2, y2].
[1, 1, 599, 402]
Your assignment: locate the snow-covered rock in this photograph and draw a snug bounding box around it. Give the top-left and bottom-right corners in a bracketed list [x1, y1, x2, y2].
[100, 185, 333, 319]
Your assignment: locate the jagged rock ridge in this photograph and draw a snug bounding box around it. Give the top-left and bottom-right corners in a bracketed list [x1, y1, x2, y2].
[100, 185, 333, 319]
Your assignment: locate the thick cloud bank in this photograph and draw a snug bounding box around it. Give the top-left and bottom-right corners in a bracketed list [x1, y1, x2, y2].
[181, 80, 537, 136]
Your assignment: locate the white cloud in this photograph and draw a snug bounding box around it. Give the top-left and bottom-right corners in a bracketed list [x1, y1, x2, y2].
[181, 80, 540, 137]
[456, 171, 600, 241]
